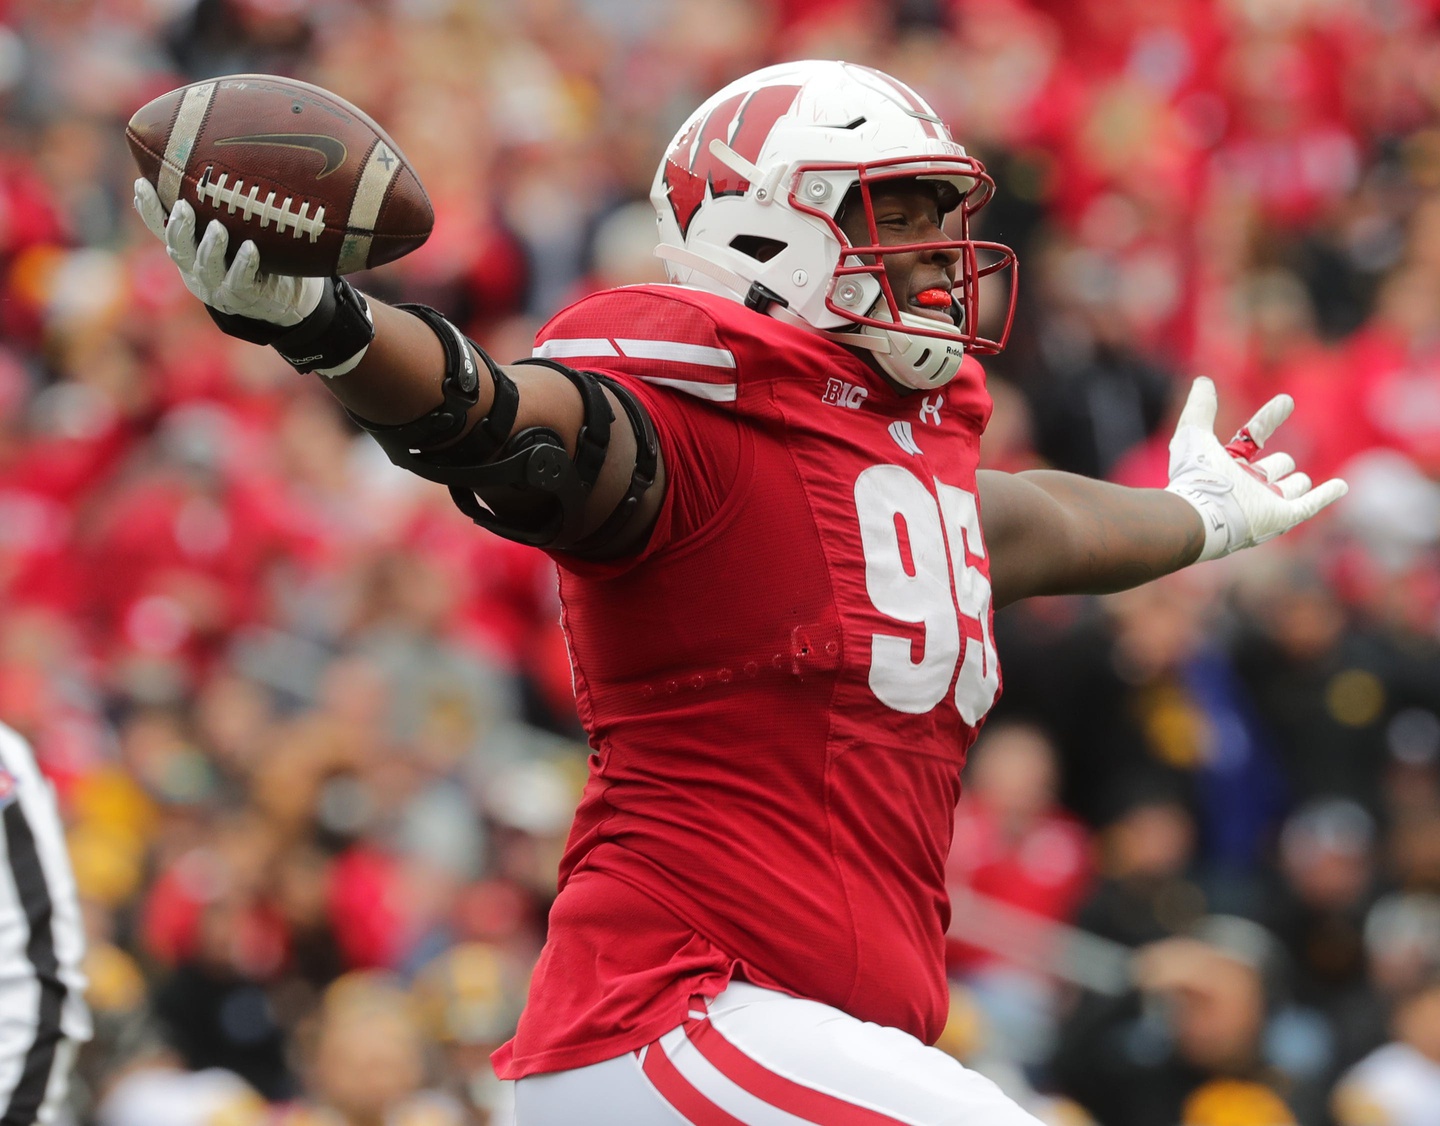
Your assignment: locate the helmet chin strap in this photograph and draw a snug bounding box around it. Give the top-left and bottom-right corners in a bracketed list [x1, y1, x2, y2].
[657, 244, 893, 350]
[850, 302, 967, 390]
[827, 329, 890, 353]
[834, 317, 966, 392]
[654, 244, 751, 300]
[655, 244, 962, 389]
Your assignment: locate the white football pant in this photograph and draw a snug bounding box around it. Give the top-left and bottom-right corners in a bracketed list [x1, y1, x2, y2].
[514, 981, 1044, 1125]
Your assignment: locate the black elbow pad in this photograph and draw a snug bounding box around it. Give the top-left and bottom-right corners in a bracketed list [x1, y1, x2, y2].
[348, 307, 658, 553]
[438, 360, 659, 555]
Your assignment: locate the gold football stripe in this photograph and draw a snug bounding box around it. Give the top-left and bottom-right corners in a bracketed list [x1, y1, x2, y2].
[336, 140, 401, 274]
[158, 82, 217, 210]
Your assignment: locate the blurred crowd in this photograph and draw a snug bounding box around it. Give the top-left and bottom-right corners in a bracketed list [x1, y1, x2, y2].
[0, 0, 1439, 1123]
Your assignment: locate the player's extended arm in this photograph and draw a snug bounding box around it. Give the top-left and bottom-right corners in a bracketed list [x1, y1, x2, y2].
[978, 377, 1347, 609]
[978, 471, 1204, 607]
[135, 183, 666, 557]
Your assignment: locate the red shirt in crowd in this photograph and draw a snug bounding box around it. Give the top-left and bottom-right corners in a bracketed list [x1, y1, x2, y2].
[944, 796, 1090, 973]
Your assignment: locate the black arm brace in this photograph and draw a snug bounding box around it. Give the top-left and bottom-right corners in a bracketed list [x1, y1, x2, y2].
[348, 304, 658, 555]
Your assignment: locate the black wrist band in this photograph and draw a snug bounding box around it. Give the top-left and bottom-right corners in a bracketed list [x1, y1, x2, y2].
[273, 278, 375, 374]
[206, 306, 289, 346]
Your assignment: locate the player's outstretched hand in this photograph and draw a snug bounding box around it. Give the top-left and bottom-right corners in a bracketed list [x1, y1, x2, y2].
[1165, 376, 1348, 562]
[133, 177, 322, 336]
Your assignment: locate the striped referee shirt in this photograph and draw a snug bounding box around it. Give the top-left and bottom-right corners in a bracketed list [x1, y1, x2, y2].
[0, 724, 90, 1125]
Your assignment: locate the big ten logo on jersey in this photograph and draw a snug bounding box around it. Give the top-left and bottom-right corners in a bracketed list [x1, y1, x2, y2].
[823, 378, 869, 409]
[853, 465, 999, 725]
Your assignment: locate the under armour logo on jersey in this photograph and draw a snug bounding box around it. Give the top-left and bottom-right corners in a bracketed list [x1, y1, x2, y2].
[822, 378, 868, 409]
[888, 421, 923, 456]
[919, 393, 944, 426]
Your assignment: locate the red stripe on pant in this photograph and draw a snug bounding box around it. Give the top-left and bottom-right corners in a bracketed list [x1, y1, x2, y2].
[640, 1041, 749, 1125]
[682, 1015, 914, 1125]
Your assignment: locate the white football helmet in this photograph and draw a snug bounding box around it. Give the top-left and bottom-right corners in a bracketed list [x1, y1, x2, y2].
[650, 60, 1017, 390]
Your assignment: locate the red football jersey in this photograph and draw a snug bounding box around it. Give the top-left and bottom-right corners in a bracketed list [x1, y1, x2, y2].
[493, 285, 1001, 1078]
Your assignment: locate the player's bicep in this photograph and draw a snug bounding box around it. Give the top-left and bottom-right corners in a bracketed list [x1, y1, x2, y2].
[976, 469, 1079, 608]
[981, 468, 1206, 603]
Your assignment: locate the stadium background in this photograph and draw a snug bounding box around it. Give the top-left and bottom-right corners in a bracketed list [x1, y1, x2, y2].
[1, 0, 1439, 1122]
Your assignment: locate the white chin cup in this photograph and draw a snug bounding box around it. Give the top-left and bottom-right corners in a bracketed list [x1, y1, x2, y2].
[851, 306, 966, 390]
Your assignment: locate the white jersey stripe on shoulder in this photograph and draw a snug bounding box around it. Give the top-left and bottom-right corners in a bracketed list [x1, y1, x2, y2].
[533, 338, 619, 359]
[535, 337, 739, 370]
[614, 340, 737, 369]
[635, 376, 737, 402]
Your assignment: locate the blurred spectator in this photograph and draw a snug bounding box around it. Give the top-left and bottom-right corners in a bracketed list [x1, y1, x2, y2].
[412, 941, 529, 1123]
[147, 809, 296, 1099]
[1103, 575, 1289, 912]
[95, 1048, 268, 1126]
[291, 971, 467, 1126]
[1053, 915, 1331, 1126]
[1265, 799, 1379, 1015]
[1212, 268, 1362, 484]
[1233, 558, 1420, 815]
[948, 722, 1091, 972]
[1346, 266, 1440, 477]
[947, 723, 1091, 1068]
[1383, 707, 1440, 824]
[1012, 226, 1178, 479]
[1075, 781, 1205, 948]
[1325, 892, 1440, 1081]
[1333, 975, 1440, 1126]
[1209, 23, 1362, 232]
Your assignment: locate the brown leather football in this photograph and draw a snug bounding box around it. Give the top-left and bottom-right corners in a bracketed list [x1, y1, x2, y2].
[126, 74, 433, 277]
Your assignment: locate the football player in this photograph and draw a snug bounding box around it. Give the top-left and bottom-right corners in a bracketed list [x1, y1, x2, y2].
[135, 60, 1345, 1126]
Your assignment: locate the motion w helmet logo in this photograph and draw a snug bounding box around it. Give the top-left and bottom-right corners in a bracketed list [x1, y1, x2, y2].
[662, 85, 800, 237]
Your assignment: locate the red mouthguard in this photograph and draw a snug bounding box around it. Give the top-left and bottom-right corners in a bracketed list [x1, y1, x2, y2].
[914, 288, 952, 308]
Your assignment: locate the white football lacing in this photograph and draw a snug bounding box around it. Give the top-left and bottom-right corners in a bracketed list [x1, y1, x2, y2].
[195, 167, 326, 242]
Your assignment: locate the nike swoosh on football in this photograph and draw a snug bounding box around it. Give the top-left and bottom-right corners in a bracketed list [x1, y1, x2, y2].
[213, 133, 349, 179]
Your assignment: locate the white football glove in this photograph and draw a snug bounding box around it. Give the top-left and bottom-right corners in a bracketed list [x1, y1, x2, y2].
[1166, 376, 1348, 562]
[133, 177, 322, 326]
